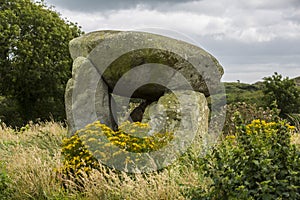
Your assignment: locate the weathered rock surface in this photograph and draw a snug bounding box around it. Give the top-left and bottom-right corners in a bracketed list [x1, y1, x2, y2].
[69, 30, 224, 100]
[69, 30, 121, 60]
[65, 57, 116, 133]
[142, 90, 209, 151]
[66, 30, 222, 133]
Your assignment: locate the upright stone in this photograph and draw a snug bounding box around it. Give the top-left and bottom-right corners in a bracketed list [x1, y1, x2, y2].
[65, 57, 116, 133]
[142, 90, 209, 152]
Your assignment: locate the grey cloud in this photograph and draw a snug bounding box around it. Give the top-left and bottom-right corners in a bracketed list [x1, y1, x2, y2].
[222, 63, 300, 83]
[237, 0, 300, 10]
[198, 36, 300, 57]
[284, 13, 300, 24]
[42, 0, 199, 12]
[37, 0, 300, 83]
[197, 36, 300, 82]
[146, 0, 300, 15]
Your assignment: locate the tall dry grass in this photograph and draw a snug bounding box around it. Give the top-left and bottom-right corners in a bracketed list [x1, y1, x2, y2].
[1, 121, 298, 199]
[0, 121, 207, 200]
[0, 121, 72, 199]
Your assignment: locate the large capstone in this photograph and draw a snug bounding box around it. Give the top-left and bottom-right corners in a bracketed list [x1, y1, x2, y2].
[69, 31, 223, 100]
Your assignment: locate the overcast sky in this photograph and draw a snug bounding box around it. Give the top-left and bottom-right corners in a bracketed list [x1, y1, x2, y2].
[40, 0, 300, 83]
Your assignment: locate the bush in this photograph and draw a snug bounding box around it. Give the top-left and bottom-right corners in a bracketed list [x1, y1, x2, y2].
[0, 163, 12, 199]
[58, 121, 173, 188]
[263, 72, 300, 117]
[287, 113, 300, 133]
[201, 119, 300, 199]
[223, 102, 280, 135]
[0, 96, 23, 128]
[58, 131, 100, 189]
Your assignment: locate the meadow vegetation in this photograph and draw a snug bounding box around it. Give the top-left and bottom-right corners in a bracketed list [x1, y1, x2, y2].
[1, 58, 300, 199]
[0, 121, 204, 199]
[1, 1, 300, 199]
[0, 112, 299, 199]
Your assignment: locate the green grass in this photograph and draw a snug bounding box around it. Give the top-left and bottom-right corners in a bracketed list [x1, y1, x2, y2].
[224, 82, 265, 106]
[223, 76, 300, 106]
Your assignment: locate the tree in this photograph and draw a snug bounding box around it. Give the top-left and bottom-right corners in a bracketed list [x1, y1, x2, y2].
[263, 72, 300, 117]
[0, 0, 83, 126]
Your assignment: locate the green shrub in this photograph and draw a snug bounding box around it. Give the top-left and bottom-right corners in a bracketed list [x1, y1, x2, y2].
[287, 113, 300, 133]
[223, 82, 264, 106]
[57, 131, 100, 189]
[0, 163, 12, 199]
[0, 96, 23, 128]
[263, 72, 300, 117]
[58, 121, 173, 188]
[200, 119, 300, 199]
[223, 102, 280, 135]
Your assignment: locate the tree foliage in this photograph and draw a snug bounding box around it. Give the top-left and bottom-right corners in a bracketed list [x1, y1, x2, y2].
[263, 72, 300, 117]
[0, 0, 83, 126]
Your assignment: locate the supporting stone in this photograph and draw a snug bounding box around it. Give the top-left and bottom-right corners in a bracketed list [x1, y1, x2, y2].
[142, 90, 209, 151]
[65, 57, 116, 133]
